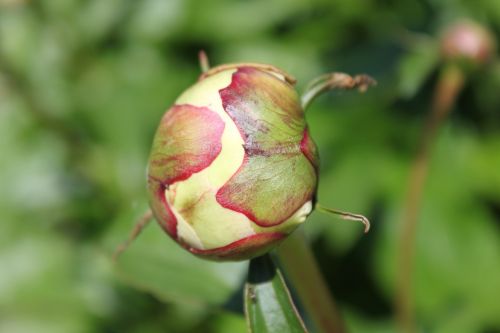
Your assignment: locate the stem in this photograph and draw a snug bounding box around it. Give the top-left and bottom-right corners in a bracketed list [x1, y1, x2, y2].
[301, 73, 376, 110]
[315, 203, 370, 233]
[112, 209, 154, 262]
[277, 231, 346, 333]
[395, 64, 465, 333]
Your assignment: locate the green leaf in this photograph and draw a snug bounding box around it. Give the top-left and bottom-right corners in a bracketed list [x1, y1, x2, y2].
[398, 39, 440, 99]
[373, 130, 500, 331]
[245, 254, 308, 333]
[104, 202, 246, 306]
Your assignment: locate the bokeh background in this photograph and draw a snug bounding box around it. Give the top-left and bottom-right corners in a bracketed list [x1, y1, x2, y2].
[1, 0, 500, 332]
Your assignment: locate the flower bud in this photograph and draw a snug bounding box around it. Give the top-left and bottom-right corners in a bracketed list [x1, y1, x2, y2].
[147, 64, 318, 261]
[441, 20, 496, 65]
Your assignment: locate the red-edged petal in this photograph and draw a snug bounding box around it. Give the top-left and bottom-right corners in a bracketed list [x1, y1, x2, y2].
[188, 232, 286, 261]
[148, 104, 225, 185]
[216, 67, 317, 227]
[300, 128, 319, 170]
[147, 178, 177, 238]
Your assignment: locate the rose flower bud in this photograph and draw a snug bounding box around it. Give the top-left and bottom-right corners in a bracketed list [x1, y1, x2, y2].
[146, 60, 373, 261]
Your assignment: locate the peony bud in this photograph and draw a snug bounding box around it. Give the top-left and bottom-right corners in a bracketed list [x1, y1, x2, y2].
[441, 20, 496, 66]
[147, 64, 319, 261]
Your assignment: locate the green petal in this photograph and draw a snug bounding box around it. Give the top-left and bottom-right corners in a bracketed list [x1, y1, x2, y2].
[148, 104, 225, 185]
[217, 67, 317, 226]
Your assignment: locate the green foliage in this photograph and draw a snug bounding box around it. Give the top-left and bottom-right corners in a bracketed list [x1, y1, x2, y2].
[1, 0, 499, 332]
[245, 255, 307, 333]
[105, 203, 246, 306]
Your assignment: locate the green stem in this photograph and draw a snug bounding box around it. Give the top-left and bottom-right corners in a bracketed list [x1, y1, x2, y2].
[277, 231, 346, 333]
[395, 63, 465, 333]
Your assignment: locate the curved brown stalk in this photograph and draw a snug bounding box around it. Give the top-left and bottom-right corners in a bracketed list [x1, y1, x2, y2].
[395, 64, 464, 333]
[301, 73, 376, 110]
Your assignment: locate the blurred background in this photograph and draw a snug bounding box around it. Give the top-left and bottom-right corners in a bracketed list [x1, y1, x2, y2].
[1, 0, 499, 332]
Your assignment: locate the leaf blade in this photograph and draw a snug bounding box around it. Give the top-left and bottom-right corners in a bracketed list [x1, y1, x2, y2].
[245, 254, 308, 333]
[105, 203, 246, 306]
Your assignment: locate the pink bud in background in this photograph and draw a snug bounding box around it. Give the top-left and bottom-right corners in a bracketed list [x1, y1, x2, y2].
[441, 20, 496, 65]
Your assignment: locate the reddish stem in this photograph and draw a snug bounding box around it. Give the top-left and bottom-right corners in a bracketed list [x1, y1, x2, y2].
[395, 64, 465, 333]
[112, 210, 154, 262]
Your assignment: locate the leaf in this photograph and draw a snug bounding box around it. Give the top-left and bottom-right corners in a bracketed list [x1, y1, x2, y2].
[398, 39, 440, 99]
[0, 221, 95, 333]
[103, 202, 247, 306]
[373, 130, 500, 331]
[245, 254, 308, 333]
